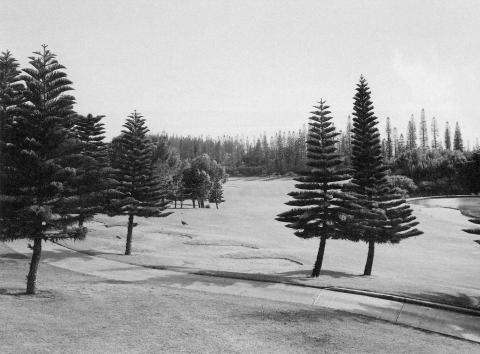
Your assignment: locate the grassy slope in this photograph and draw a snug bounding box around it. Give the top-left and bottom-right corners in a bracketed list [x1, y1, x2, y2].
[1, 243, 478, 354]
[61, 177, 480, 308]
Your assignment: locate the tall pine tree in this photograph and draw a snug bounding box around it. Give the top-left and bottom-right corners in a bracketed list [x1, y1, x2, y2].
[0, 46, 85, 294]
[277, 99, 350, 277]
[71, 113, 121, 226]
[444, 122, 452, 150]
[348, 76, 422, 275]
[453, 122, 464, 151]
[385, 117, 393, 159]
[419, 108, 428, 149]
[406, 114, 417, 150]
[431, 116, 440, 149]
[114, 111, 172, 255]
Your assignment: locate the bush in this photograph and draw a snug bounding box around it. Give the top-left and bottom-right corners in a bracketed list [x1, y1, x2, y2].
[386, 175, 417, 197]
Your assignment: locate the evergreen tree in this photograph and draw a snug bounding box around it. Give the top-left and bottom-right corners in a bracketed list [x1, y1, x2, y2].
[385, 117, 393, 160]
[0, 51, 24, 200]
[209, 178, 225, 209]
[0, 51, 24, 144]
[0, 46, 85, 294]
[444, 122, 452, 150]
[406, 114, 417, 150]
[114, 111, 172, 255]
[277, 99, 350, 277]
[431, 116, 440, 149]
[392, 127, 398, 156]
[419, 108, 428, 149]
[397, 133, 406, 154]
[453, 122, 464, 151]
[342, 116, 352, 165]
[348, 76, 422, 275]
[71, 113, 120, 226]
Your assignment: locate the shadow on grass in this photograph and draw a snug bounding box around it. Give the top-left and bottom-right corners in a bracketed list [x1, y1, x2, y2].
[276, 269, 360, 279]
[398, 290, 480, 310]
[0, 252, 29, 260]
[234, 306, 376, 328]
[0, 288, 55, 298]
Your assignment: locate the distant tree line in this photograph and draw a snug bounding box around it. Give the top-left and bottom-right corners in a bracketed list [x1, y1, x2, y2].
[158, 109, 479, 196]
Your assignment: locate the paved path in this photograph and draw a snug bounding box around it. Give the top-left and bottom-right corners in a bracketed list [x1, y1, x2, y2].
[7, 239, 480, 343]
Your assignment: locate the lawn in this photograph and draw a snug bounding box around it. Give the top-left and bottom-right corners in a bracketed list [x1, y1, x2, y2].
[60, 177, 480, 309]
[1, 242, 478, 354]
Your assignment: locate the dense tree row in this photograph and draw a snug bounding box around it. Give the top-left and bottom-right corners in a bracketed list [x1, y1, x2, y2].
[158, 110, 478, 195]
[163, 129, 307, 176]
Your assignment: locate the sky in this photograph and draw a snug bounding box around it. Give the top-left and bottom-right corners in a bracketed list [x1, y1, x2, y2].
[2, 0, 480, 146]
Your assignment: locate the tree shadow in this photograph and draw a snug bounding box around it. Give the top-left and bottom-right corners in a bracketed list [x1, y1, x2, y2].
[276, 269, 360, 279]
[397, 290, 480, 310]
[0, 252, 29, 260]
[0, 288, 55, 298]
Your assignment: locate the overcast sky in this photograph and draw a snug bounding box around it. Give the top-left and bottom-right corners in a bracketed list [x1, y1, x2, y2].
[2, 0, 479, 145]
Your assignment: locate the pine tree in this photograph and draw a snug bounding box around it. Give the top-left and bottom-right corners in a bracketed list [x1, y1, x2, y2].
[406, 114, 417, 150]
[348, 76, 422, 275]
[114, 111, 172, 255]
[0, 51, 24, 195]
[397, 133, 406, 154]
[344, 115, 352, 164]
[392, 127, 398, 156]
[71, 113, 121, 226]
[385, 117, 393, 160]
[209, 178, 225, 209]
[0, 51, 25, 246]
[0, 46, 85, 294]
[419, 109, 428, 149]
[453, 122, 464, 151]
[277, 99, 350, 277]
[444, 121, 452, 150]
[431, 116, 439, 149]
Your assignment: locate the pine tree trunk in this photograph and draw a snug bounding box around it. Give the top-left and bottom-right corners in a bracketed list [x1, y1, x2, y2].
[216, 202, 218, 209]
[174, 199, 177, 209]
[311, 235, 327, 277]
[192, 199, 196, 208]
[78, 215, 84, 228]
[125, 214, 134, 255]
[363, 240, 375, 275]
[26, 237, 42, 295]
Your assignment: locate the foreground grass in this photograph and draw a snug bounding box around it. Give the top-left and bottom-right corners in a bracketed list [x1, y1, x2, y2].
[1, 244, 478, 354]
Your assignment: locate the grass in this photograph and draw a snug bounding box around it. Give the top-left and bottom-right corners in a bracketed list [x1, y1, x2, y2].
[1, 242, 479, 353]
[60, 178, 480, 309]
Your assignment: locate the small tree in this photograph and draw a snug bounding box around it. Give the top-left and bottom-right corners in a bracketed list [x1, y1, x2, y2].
[209, 178, 225, 209]
[348, 76, 422, 275]
[114, 111, 172, 255]
[277, 99, 350, 277]
[1, 46, 85, 294]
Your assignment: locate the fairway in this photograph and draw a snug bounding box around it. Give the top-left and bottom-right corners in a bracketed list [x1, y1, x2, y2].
[60, 177, 480, 309]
